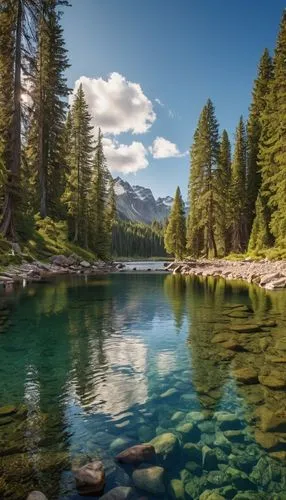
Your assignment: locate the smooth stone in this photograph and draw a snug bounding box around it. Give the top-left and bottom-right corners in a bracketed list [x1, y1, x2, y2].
[199, 491, 225, 500]
[274, 338, 286, 351]
[233, 494, 266, 500]
[75, 461, 105, 496]
[26, 493, 48, 500]
[257, 406, 286, 432]
[176, 422, 200, 443]
[198, 421, 215, 434]
[254, 430, 280, 450]
[169, 479, 185, 500]
[185, 461, 201, 475]
[232, 368, 258, 384]
[183, 443, 202, 464]
[185, 411, 206, 423]
[213, 432, 231, 451]
[258, 373, 286, 389]
[202, 446, 218, 470]
[211, 333, 231, 344]
[215, 412, 243, 431]
[223, 430, 245, 443]
[160, 388, 179, 399]
[0, 405, 17, 417]
[180, 468, 193, 484]
[149, 432, 179, 464]
[100, 487, 135, 500]
[110, 437, 134, 454]
[132, 466, 165, 494]
[116, 444, 155, 464]
[225, 467, 255, 490]
[171, 411, 186, 423]
[230, 324, 262, 333]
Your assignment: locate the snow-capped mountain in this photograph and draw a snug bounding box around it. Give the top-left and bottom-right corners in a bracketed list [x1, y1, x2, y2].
[114, 177, 173, 224]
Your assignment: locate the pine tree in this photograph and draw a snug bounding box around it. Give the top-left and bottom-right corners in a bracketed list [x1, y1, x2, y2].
[247, 49, 273, 234]
[258, 11, 286, 248]
[216, 130, 232, 254]
[230, 116, 247, 253]
[248, 194, 271, 252]
[90, 128, 109, 257]
[187, 99, 220, 257]
[164, 186, 186, 259]
[0, 0, 40, 238]
[62, 84, 94, 248]
[26, 0, 70, 220]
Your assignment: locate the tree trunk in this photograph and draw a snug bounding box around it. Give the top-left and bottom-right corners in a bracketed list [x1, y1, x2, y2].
[0, 0, 22, 239]
[38, 15, 47, 218]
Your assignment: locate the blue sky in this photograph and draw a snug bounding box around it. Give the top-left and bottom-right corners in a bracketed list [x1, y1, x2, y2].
[62, 0, 285, 199]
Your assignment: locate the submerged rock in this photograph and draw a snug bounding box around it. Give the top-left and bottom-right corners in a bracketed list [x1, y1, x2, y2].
[132, 465, 165, 494]
[258, 372, 286, 389]
[160, 388, 179, 399]
[116, 444, 155, 464]
[199, 491, 225, 500]
[26, 493, 48, 500]
[232, 367, 258, 385]
[100, 486, 135, 500]
[149, 432, 179, 464]
[230, 324, 262, 333]
[258, 406, 286, 432]
[74, 460, 105, 496]
[176, 422, 200, 443]
[215, 412, 243, 431]
[169, 478, 185, 499]
[0, 405, 17, 417]
[183, 443, 202, 464]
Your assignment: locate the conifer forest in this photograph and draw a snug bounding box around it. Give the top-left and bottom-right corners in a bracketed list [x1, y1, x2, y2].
[0, 2, 286, 260]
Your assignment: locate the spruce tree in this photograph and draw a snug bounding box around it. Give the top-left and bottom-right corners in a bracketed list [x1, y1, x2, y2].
[164, 186, 186, 259]
[217, 130, 232, 254]
[62, 84, 94, 248]
[26, 0, 70, 220]
[258, 11, 286, 248]
[230, 116, 247, 253]
[89, 128, 109, 257]
[248, 194, 271, 252]
[187, 99, 220, 257]
[0, 0, 39, 238]
[247, 49, 273, 234]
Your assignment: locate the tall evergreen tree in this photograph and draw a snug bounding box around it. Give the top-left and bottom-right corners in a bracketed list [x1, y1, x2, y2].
[89, 128, 109, 257]
[62, 84, 94, 248]
[26, 0, 70, 220]
[0, 0, 39, 238]
[164, 186, 186, 259]
[257, 11, 286, 248]
[247, 49, 273, 234]
[217, 129, 232, 254]
[230, 116, 247, 253]
[187, 99, 220, 257]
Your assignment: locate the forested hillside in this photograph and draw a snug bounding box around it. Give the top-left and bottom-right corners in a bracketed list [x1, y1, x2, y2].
[112, 220, 166, 258]
[0, 0, 115, 261]
[0, 3, 286, 262]
[165, 12, 286, 260]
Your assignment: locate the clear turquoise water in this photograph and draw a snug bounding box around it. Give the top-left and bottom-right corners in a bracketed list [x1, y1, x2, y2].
[0, 273, 286, 499]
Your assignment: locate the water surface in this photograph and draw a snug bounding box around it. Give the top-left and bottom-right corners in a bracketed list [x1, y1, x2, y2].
[0, 273, 286, 499]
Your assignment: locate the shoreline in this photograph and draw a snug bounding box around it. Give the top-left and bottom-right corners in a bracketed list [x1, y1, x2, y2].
[0, 255, 119, 288]
[166, 259, 286, 290]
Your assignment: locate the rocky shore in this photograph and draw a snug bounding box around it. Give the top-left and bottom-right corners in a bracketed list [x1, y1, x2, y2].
[0, 254, 120, 287]
[166, 259, 286, 290]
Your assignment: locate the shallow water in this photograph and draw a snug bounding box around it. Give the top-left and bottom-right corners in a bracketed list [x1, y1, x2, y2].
[0, 273, 286, 499]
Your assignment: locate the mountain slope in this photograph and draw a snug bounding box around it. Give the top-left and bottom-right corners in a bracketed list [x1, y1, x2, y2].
[114, 177, 173, 224]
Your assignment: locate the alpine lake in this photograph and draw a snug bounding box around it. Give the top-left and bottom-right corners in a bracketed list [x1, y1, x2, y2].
[1, 265, 286, 500]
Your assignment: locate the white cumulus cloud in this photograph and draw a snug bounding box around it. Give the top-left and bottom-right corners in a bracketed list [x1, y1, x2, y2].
[103, 137, 149, 174]
[150, 136, 187, 159]
[71, 73, 156, 135]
